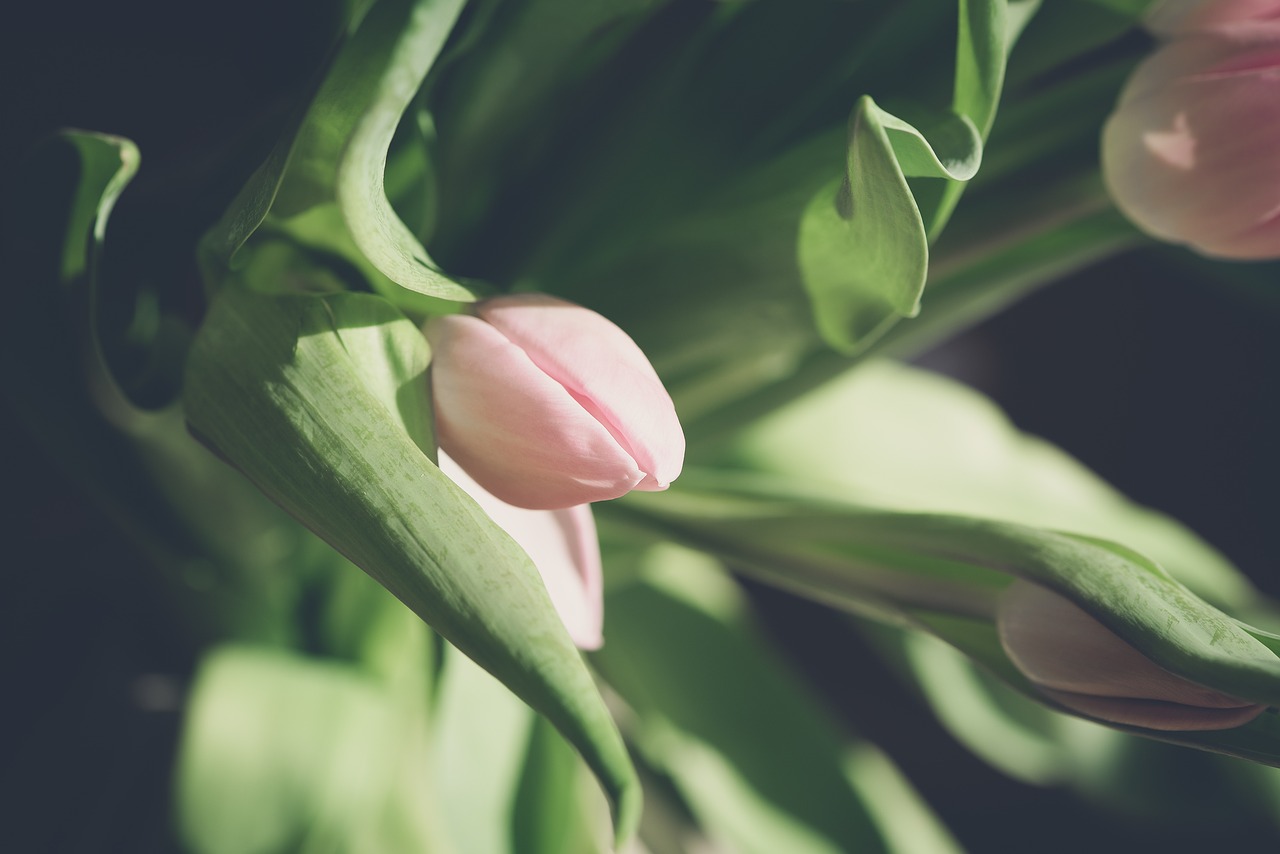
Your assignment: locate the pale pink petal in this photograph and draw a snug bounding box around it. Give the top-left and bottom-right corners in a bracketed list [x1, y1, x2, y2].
[997, 580, 1263, 731]
[1147, 0, 1280, 37]
[477, 294, 685, 492]
[440, 452, 604, 650]
[1102, 37, 1280, 257]
[427, 313, 644, 510]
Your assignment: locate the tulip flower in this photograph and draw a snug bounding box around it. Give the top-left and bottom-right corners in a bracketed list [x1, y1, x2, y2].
[426, 294, 684, 511]
[997, 580, 1265, 731]
[1146, 0, 1280, 37]
[439, 451, 604, 650]
[1101, 23, 1280, 259]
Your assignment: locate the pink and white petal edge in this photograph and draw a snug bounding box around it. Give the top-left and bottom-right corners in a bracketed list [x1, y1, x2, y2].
[439, 451, 604, 650]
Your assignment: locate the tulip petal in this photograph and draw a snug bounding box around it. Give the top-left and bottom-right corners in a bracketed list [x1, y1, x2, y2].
[1034, 688, 1265, 732]
[998, 580, 1264, 730]
[476, 294, 685, 492]
[1147, 0, 1280, 37]
[428, 313, 644, 509]
[440, 452, 604, 650]
[1103, 36, 1280, 257]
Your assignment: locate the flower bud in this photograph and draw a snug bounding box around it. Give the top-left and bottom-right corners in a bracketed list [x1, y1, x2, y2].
[997, 580, 1264, 731]
[427, 294, 684, 510]
[440, 451, 604, 650]
[1101, 28, 1280, 259]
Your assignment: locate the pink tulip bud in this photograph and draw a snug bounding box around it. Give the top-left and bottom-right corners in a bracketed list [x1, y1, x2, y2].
[997, 580, 1264, 731]
[1101, 27, 1280, 259]
[426, 294, 684, 511]
[1147, 0, 1280, 37]
[440, 451, 604, 650]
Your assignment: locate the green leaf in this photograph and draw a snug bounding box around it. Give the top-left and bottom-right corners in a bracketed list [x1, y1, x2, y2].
[797, 97, 931, 353]
[200, 0, 474, 304]
[926, 0, 1040, 236]
[431, 646, 535, 854]
[726, 359, 1252, 608]
[41, 130, 178, 416]
[595, 544, 960, 854]
[613, 476, 1280, 765]
[511, 715, 609, 854]
[177, 645, 448, 854]
[879, 106, 982, 182]
[331, 0, 473, 302]
[183, 288, 639, 843]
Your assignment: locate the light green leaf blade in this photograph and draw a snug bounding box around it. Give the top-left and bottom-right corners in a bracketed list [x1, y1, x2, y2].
[183, 288, 639, 843]
[511, 715, 610, 854]
[798, 96, 929, 353]
[879, 106, 982, 182]
[595, 544, 960, 854]
[614, 478, 1280, 765]
[727, 359, 1252, 608]
[431, 646, 535, 854]
[177, 645, 448, 854]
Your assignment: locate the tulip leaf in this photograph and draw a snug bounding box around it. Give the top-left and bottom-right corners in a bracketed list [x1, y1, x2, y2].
[183, 288, 639, 843]
[36, 130, 175, 415]
[177, 645, 448, 854]
[331, 0, 473, 302]
[431, 646, 535, 854]
[880, 106, 982, 182]
[614, 475, 1280, 765]
[797, 96, 931, 354]
[923, 0, 1040, 237]
[200, 0, 474, 305]
[595, 544, 961, 854]
[431, 647, 608, 854]
[726, 359, 1252, 609]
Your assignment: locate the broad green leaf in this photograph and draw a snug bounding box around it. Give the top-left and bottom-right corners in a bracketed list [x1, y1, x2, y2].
[727, 359, 1251, 608]
[430, 642, 610, 854]
[511, 716, 610, 854]
[183, 288, 639, 842]
[200, 0, 474, 304]
[177, 645, 448, 854]
[431, 646, 535, 854]
[613, 476, 1280, 765]
[796, 94, 987, 354]
[595, 544, 960, 854]
[797, 96, 931, 353]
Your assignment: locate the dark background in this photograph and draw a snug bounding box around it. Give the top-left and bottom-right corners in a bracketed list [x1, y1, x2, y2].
[4, 2, 1279, 851]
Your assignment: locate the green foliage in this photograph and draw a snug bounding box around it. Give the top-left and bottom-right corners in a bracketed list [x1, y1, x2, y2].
[200, 0, 474, 306]
[596, 544, 960, 854]
[183, 288, 639, 841]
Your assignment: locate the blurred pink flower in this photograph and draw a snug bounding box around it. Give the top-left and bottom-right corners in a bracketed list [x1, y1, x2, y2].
[426, 294, 684, 510]
[1102, 22, 1280, 258]
[1147, 0, 1280, 37]
[440, 451, 604, 650]
[997, 580, 1263, 731]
